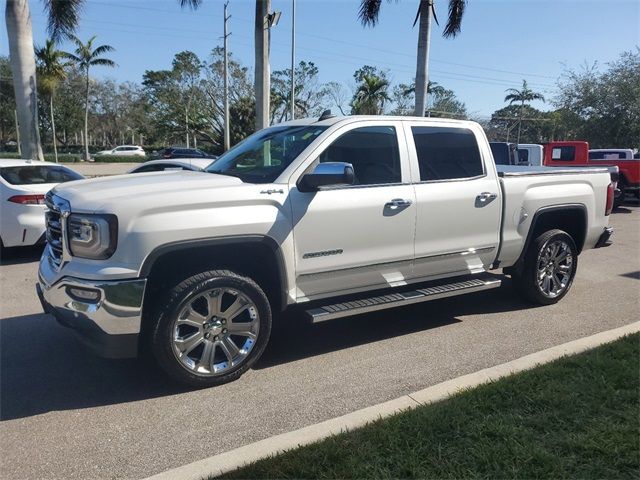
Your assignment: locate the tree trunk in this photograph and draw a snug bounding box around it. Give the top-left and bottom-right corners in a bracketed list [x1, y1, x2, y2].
[516, 100, 524, 144]
[254, 0, 270, 131]
[5, 0, 43, 160]
[414, 0, 433, 117]
[50, 95, 58, 163]
[83, 69, 90, 160]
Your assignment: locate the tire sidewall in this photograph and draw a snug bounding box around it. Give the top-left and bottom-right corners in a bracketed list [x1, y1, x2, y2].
[151, 271, 272, 387]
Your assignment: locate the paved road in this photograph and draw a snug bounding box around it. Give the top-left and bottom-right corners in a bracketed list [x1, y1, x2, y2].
[1, 203, 638, 479]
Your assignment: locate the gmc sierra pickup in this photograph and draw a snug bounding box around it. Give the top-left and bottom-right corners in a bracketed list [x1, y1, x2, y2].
[37, 114, 614, 387]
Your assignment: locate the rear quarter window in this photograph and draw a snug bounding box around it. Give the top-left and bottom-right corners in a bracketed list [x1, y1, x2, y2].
[0, 165, 83, 185]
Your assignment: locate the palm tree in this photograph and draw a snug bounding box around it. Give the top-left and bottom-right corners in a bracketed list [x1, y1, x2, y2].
[352, 75, 391, 115]
[504, 79, 545, 143]
[64, 35, 115, 161]
[5, 0, 201, 160]
[359, 0, 466, 117]
[35, 39, 69, 163]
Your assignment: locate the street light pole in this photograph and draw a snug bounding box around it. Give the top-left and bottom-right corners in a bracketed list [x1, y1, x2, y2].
[290, 0, 296, 120]
[223, 1, 231, 151]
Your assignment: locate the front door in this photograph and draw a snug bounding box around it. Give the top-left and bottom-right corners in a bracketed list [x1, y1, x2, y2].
[289, 122, 416, 301]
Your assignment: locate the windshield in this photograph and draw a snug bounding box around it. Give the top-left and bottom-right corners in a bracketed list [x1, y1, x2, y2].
[206, 125, 328, 183]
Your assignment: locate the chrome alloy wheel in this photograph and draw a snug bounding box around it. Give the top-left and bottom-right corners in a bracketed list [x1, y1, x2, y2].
[172, 288, 259, 376]
[536, 239, 574, 298]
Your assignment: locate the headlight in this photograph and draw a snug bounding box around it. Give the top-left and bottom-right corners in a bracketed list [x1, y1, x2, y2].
[67, 213, 118, 259]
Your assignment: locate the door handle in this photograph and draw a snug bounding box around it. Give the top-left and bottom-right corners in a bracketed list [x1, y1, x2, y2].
[476, 192, 498, 203]
[385, 198, 413, 209]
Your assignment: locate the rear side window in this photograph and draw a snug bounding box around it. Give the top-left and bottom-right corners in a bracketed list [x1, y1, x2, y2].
[589, 151, 625, 160]
[551, 146, 576, 161]
[0, 165, 83, 185]
[518, 149, 529, 164]
[319, 126, 401, 185]
[412, 127, 484, 181]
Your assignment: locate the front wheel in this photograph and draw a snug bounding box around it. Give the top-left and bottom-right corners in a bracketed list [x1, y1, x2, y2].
[151, 270, 272, 387]
[511, 229, 578, 305]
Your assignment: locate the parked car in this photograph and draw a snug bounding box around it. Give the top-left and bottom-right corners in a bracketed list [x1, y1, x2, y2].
[127, 158, 214, 173]
[95, 145, 146, 157]
[0, 159, 84, 249]
[543, 141, 631, 205]
[517, 144, 543, 166]
[38, 115, 614, 387]
[489, 142, 521, 165]
[588, 148, 640, 199]
[152, 147, 217, 160]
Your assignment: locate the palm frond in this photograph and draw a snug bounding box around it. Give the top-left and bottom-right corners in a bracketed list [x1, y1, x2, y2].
[91, 44, 116, 58]
[179, 0, 202, 9]
[42, 0, 84, 41]
[358, 0, 383, 26]
[89, 58, 116, 68]
[443, 0, 466, 38]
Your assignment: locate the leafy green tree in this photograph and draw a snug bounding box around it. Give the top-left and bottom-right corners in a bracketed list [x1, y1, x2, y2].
[358, 0, 466, 116]
[488, 104, 554, 143]
[504, 79, 545, 143]
[35, 39, 69, 162]
[0, 56, 17, 147]
[271, 61, 329, 123]
[64, 35, 115, 160]
[351, 65, 390, 115]
[556, 49, 640, 150]
[5, 0, 201, 159]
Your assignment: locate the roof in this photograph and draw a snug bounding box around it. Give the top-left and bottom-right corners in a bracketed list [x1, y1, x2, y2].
[0, 159, 58, 167]
[275, 114, 479, 129]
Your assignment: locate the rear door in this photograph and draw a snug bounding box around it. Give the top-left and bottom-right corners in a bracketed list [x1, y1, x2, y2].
[405, 123, 502, 280]
[289, 121, 416, 301]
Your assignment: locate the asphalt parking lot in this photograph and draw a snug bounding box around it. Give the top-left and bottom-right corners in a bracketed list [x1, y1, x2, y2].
[1, 201, 638, 480]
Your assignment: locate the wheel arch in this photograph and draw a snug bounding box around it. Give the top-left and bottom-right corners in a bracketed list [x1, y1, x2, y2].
[508, 203, 587, 273]
[140, 235, 288, 315]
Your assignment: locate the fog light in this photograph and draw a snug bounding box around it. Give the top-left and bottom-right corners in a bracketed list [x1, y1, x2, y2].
[67, 287, 100, 302]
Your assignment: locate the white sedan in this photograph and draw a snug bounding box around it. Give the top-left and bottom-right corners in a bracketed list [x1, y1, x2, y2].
[95, 145, 146, 157]
[0, 159, 84, 249]
[127, 158, 215, 173]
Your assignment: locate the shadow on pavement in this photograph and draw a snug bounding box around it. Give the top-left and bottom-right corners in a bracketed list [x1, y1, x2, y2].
[256, 281, 538, 369]
[620, 271, 640, 280]
[1, 281, 537, 421]
[0, 245, 44, 266]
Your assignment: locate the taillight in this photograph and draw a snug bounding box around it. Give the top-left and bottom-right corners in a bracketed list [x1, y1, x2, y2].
[605, 183, 614, 216]
[8, 194, 45, 205]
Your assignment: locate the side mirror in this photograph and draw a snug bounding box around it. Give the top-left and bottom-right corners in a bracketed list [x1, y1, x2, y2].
[298, 162, 355, 192]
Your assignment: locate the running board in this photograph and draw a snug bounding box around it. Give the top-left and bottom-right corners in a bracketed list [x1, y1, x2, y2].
[306, 274, 502, 323]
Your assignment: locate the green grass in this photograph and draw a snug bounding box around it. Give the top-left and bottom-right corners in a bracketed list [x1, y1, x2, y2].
[219, 334, 639, 479]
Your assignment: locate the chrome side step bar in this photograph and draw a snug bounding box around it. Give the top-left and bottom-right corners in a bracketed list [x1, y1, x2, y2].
[306, 274, 502, 323]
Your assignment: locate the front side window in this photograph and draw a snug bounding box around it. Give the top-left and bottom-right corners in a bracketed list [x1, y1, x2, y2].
[412, 127, 483, 181]
[207, 125, 327, 183]
[319, 126, 401, 185]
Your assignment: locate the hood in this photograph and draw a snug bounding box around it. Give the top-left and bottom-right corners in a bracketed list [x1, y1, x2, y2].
[52, 170, 245, 213]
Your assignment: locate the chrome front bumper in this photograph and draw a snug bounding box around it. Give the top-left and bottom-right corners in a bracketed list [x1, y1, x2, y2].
[37, 270, 146, 359]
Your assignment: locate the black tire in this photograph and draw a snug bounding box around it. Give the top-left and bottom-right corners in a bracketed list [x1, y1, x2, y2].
[511, 229, 578, 305]
[151, 269, 272, 387]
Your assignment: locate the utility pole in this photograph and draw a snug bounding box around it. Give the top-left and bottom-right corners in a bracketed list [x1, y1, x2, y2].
[223, 1, 231, 151]
[14, 109, 21, 156]
[290, 0, 296, 120]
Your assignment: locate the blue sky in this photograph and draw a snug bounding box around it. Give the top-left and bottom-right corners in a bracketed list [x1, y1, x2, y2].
[2, 0, 638, 117]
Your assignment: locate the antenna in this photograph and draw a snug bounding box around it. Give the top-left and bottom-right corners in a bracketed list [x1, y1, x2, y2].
[318, 109, 336, 121]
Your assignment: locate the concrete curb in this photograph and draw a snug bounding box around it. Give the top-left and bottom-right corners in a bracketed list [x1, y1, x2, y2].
[146, 321, 640, 480]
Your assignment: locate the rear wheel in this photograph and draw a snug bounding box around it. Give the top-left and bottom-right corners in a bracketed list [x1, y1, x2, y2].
[512, 229, 578, 305]
[151, 269, 272, 387]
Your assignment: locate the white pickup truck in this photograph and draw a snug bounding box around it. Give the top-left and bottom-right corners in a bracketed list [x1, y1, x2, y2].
[37, 114, 614, 387]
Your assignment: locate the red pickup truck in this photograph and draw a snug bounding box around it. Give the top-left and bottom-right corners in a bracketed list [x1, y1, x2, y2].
[544, 141, 639, 204]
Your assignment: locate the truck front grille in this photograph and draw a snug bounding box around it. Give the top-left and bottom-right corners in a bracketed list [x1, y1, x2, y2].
[45, 195, 63, 267]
